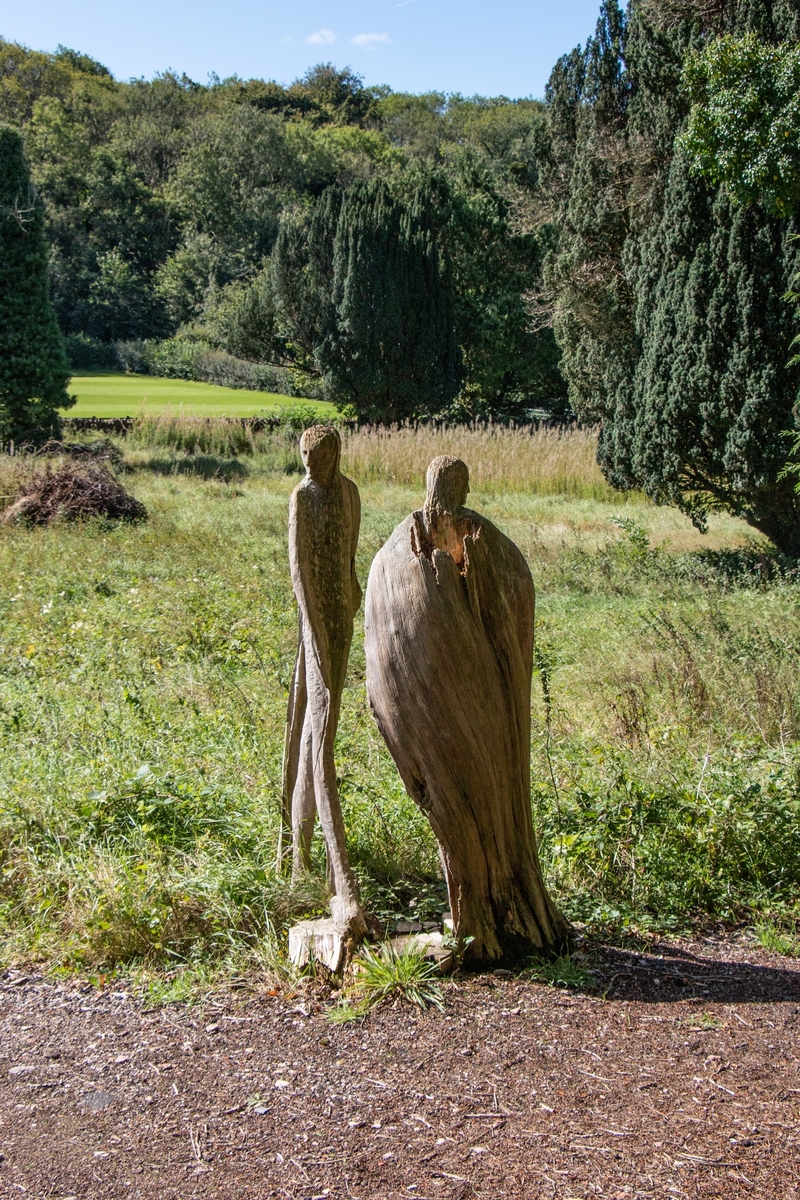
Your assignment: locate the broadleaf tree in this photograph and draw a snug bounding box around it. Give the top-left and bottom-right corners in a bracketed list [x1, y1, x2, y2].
[680, 33, 800, 218]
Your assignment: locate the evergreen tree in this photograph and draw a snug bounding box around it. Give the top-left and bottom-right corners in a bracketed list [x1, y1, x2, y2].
[271, 192, 341, 370]
[324, 179, 460, 420]
[542, 0, 636, 423]
[0, 124, 72, 444]
[545, 0, 800, 555]
[274, 179, 460, 421]
[604, 149, 800, 551]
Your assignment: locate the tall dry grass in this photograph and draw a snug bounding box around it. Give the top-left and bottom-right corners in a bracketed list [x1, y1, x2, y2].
[340, 423, 614, 498]
[89, 414, 619, 500]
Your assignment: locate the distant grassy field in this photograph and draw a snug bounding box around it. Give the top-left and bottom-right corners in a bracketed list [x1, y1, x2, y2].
[0, 425, 798, 988]
[62, 372, 335, 419]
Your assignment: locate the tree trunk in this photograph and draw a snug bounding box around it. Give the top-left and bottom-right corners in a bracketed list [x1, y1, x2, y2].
[364, 456, 569, 966]
[746, 482, 800, 559]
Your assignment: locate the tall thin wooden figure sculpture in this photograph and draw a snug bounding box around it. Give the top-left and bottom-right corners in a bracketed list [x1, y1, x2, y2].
[365, 455, 570, 966]
[281, 425, 366, 945]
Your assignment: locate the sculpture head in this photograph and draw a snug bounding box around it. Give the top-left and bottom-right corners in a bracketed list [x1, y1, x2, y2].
[301, 425, 341, 487]
[424, 455, 470, 517]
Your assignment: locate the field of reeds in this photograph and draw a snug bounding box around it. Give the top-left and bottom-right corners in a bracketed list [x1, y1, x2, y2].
[118, 414, 619, 500]
[340, 422, 612, 497]
[0, 422, 798, 991]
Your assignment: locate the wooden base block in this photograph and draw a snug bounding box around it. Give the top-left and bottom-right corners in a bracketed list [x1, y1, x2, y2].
[389, 930, 453, 972]
[288, 919, 344, 972]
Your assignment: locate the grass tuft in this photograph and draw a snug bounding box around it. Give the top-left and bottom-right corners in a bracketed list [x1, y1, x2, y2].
[328, 940, 445, 1021]
[753, 920, 800, 957]
[522, 953, 590, 990]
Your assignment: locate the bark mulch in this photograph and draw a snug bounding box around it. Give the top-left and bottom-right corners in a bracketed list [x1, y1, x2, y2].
[1, 932, 799, 1200]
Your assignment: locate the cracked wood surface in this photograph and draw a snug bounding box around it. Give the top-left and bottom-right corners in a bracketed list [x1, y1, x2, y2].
[365, 457, 568, 964]
[281, 426, 365, 941]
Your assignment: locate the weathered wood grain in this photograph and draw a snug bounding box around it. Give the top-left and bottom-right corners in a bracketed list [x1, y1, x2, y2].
[280, 426, 366, 944]
[365, 455, 569, 965]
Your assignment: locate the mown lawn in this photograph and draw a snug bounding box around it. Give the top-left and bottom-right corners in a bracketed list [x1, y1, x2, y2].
[63, 372, 335, 419]
[0, 431, 798, 988]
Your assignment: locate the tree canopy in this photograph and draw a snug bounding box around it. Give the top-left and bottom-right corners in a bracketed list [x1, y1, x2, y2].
[5, 10, 800, 550]
[681, 34, 800, 217]
[539, 0, 800, 555]
[1, 39, 566, 423]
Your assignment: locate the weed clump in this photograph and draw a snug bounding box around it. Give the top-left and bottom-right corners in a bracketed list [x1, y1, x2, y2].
[329, 939, 446, 1022]
[0, 462, 146, 525]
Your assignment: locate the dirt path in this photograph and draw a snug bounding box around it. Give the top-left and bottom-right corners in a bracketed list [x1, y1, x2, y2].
[1, 934, 799, 1200]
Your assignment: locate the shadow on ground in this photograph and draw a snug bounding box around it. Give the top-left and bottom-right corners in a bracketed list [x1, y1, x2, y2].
[126, 454, 250, 481]
[586, 940, 800, 1003]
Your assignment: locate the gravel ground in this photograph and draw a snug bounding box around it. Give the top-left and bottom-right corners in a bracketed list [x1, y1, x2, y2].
[1, 934, 799, 1200]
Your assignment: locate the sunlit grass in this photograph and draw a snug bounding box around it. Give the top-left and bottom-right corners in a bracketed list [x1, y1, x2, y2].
[328, 940, 445, 1021]
[0, 431, 798, 980]
[63, 373, 334, 419]
[341, 421, 615, 499]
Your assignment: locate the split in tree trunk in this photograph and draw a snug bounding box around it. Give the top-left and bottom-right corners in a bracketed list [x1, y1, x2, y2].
[365, 455, 570, 966]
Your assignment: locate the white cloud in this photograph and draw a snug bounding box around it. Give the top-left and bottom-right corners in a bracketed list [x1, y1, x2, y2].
[306, 29, 336, 45]
[351, 32, 391, 50]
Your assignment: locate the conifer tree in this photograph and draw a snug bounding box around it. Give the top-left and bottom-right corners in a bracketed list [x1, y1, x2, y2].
[274, 179, 460, 421]
[603, 150, 800, 552]
[543, 0, 636, 423]
[545, 0, 800, 556]
[0, 124, 72, 444]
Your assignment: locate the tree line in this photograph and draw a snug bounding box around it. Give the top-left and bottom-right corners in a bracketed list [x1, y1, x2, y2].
[0, 49, 563, 425]
[1, 0, 799, 552]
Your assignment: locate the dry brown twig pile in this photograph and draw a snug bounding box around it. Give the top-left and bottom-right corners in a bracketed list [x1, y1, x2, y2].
[0, 461, 146, 526]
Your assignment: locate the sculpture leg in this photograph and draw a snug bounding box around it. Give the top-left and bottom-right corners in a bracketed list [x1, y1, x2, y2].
[291, 708, 316, 879]
[306, 665, 366, 939]
[278, 636, 307, 873]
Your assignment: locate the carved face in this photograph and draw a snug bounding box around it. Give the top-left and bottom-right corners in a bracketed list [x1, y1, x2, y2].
[425, 455, 470, 514]
[301, 426, 341, 487]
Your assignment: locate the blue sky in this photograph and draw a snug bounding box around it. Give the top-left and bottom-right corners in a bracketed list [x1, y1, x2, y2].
[1, 0, 603, 99]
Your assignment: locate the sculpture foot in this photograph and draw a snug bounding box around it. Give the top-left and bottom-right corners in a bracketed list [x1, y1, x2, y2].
[330, 894, 368, 943]
[288, 918, 345, 973]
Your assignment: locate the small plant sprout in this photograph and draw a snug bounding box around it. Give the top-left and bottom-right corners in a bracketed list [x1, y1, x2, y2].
[754, 921, 800, 957]
[523, 953, 589, 990]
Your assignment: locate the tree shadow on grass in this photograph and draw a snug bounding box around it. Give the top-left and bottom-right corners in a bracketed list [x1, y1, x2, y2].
[130, 455, 250, 482]
[585, 940, 800, 1004]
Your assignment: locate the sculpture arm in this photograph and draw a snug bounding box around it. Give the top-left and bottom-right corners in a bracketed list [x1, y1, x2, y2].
[345, 476, 363, 618]
[288, 488, 330, 679]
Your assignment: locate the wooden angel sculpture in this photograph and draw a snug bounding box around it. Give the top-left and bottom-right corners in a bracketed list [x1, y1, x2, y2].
[281, 425, 366, 945]
[364, 455, 569, 965]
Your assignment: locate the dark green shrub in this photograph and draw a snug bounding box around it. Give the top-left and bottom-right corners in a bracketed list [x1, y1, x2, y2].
[64, 334, 119, 370]
[0, 124, 72, 445]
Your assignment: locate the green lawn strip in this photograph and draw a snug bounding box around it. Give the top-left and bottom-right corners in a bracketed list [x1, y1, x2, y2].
[62, 372, 335, 419]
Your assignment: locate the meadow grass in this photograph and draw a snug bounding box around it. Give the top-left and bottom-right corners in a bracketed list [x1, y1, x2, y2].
[121, 415, 630, 502]
[62, 373, 334, 419]
[340, 421, 615, 499]
[0, 429, 798, 982]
